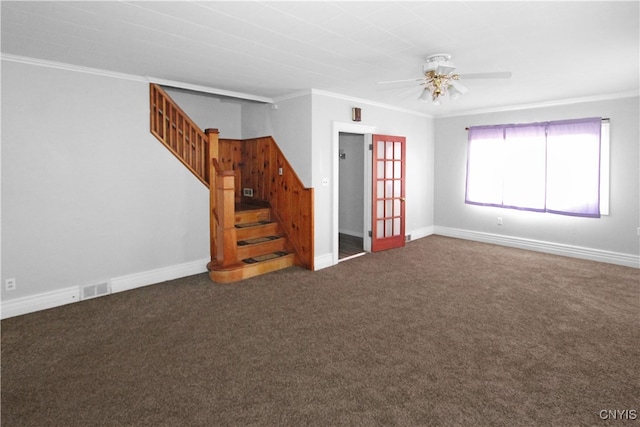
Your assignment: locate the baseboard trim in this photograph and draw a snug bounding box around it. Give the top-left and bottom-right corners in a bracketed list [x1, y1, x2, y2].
[0, 287, 80, 320]
[314, 253, 334, 271]
[434, 226, 639, 268]
[110, 258, 209, 293]
[408, 226, 435, 241]
[1, 258, 210, 320]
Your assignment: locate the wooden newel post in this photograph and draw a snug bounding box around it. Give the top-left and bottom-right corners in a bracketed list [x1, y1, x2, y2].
[216, 172, 238, 266]
[205, 128, 219, 265]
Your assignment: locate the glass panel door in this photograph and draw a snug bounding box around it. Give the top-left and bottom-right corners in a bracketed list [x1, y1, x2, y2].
[371, 134, 406, 252]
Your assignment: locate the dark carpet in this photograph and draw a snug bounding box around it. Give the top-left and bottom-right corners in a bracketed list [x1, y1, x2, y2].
[2, 236, 638, 426]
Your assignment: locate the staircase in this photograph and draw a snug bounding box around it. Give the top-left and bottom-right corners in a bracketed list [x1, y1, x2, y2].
[149, 83, 313, 283]
[208, 203, 296, 283]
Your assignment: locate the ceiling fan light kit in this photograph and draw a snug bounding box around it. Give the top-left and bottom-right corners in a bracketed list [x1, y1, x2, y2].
[380, 53, 512, 106]
[419, 54, 467, 104]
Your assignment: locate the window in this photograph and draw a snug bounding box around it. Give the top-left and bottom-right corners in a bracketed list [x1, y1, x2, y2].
[465, 117, 607, 218]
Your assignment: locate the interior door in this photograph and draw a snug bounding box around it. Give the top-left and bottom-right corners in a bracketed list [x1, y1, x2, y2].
[371, 134, 406, 252]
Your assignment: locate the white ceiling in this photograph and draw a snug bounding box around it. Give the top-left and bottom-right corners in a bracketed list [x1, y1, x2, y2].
[2, 1, 639, 116]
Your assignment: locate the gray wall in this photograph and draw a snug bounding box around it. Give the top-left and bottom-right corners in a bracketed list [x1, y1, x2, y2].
[241, 102, 274, 140]
[434, 96, 639, 258]
[163, 87, 242, 139]
[268, 94, 314, 186]
[1, 60, 211, 302]
[339, 133, 366, 237]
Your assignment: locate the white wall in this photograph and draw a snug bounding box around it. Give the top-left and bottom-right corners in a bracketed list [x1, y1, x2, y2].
[1, 60, 211, 313]
[434, 96, 639, 265]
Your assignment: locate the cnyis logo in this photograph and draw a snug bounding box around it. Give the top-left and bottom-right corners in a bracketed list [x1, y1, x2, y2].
[598, 409, 638, 420]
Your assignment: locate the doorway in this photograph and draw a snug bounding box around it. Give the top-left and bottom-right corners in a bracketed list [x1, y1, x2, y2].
[338, 132, 366, 261]
[332, 122, 376, 266]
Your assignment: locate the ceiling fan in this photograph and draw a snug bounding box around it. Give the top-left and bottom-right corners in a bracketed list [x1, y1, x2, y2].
[379, 53, 512, 105]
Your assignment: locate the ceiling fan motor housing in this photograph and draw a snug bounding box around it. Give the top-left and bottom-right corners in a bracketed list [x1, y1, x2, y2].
[423, 54, 456, 76]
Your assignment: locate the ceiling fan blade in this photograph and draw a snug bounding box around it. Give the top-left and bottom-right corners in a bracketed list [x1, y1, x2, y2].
[458, 72, 512, 79]
[377, 78, 423, 84]
[449, 80, 468, 94]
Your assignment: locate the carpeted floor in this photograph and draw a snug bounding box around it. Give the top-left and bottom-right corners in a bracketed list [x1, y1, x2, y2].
[2, 235, 638, 426]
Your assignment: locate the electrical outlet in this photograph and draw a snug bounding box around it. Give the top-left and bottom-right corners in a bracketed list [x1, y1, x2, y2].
[497, 217, 503, 225]
[5, 278, 16, 291]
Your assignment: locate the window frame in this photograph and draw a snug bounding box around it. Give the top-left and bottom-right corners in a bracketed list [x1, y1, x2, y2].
[465, 117, 609, 218]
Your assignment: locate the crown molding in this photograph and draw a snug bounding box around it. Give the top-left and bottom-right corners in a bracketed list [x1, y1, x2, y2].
[311, 89, 433, 118]
[438, 91, 640, 118]
[0, 53, 147, 83]
[272, 89, 313, 103]
[273, 89, 433, 118]
[1, 53, 274, 104]
[147, 77, 273, 104]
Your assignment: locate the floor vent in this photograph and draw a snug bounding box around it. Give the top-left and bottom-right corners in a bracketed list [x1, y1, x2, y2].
[81, 282, 111, 301]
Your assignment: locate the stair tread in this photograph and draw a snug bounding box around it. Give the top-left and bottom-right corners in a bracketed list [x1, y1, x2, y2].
[235, 220, 271, 229]
[242, 251, 289, 264]
[237, 235, 281, 246]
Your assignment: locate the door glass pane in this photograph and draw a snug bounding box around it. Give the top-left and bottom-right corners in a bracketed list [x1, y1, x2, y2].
[386, 180, 393, 198]
[377, 220, 384, 237]
[386, 141, 394, 159]
[377, 161, 385, 179]
[394, 180, 401, 197]
[385, 219, 392, 237]
[377, 140, 385, 159]
[394, 199, 401, 216]
[377, 201, 384, 219]
[385, 199, 392, 217]
[386, 161, 393, 178]
[377, 181, 384, 198]
[394, 161, 401, 178]
[393, 218, 401, 236]
[394, 141, 402, 160]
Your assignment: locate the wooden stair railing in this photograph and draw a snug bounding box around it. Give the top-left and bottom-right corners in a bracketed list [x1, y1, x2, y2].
[150, 83, 211, 187]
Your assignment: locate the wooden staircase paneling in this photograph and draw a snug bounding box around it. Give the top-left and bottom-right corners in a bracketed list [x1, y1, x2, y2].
[221, 136, 314, 271]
